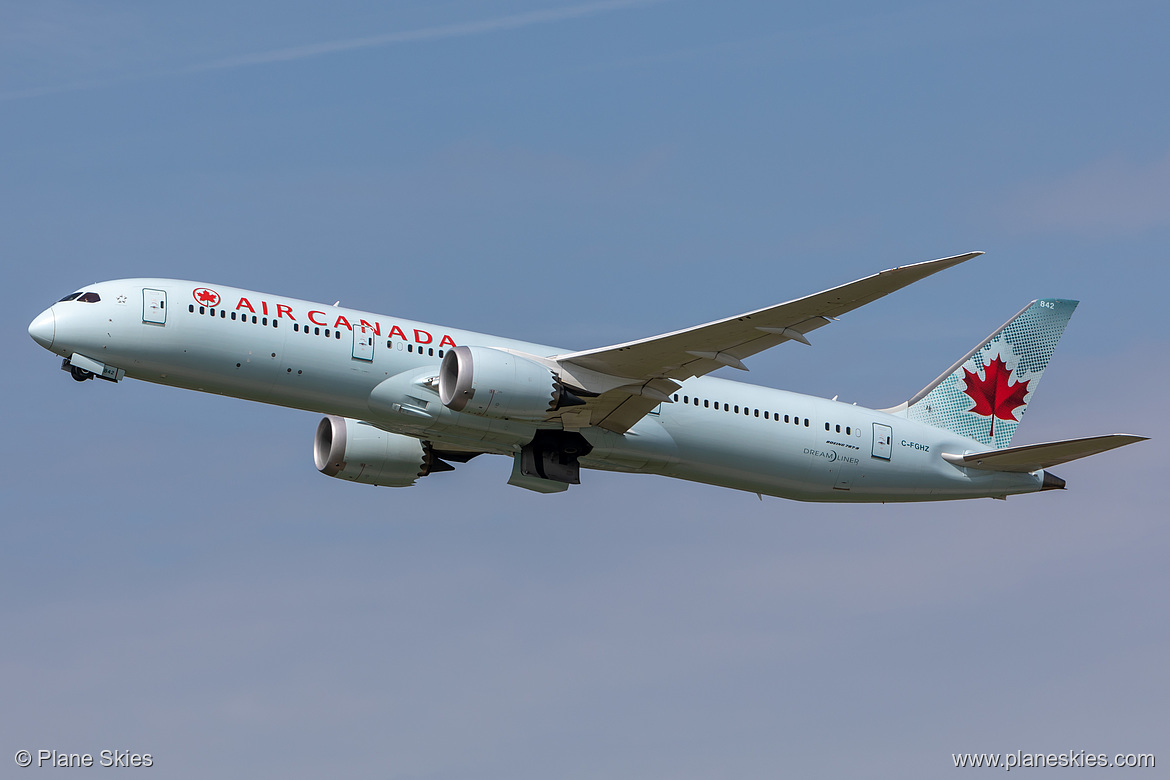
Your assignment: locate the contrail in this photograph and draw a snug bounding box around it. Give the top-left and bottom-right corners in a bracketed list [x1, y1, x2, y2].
[187, 0, 666, 72]
[1, 0, 665, 102]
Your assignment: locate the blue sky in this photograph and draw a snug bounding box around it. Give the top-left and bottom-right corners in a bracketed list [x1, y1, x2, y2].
[2, 1, 1167, 777]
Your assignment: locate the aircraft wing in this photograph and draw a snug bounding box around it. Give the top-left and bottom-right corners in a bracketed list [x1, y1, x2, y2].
[553, 252, 982, 433]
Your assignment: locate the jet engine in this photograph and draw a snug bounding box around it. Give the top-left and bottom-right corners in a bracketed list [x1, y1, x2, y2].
[313, 415, 453, 487]
[438, 345, 582, 421]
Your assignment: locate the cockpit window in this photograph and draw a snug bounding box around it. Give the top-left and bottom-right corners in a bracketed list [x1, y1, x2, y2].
[58, 292, 82, 302]
[77, 292, 101, 303]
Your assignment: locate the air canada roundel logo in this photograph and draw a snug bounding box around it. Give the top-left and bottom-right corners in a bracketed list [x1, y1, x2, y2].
[193, 288, 221, 307]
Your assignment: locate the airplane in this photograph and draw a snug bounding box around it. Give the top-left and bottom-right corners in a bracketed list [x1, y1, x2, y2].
[27, 252, 1145, 502]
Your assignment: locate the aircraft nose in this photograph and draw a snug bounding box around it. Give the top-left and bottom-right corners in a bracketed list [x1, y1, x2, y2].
[28, 307, 55, 350]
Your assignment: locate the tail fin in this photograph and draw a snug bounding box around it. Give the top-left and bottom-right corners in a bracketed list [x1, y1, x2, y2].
[886, 299, 1077, 447]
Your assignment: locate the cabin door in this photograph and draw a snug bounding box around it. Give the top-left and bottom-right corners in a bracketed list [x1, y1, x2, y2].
[872, 423, 893, 460]
[142, 288, 167, 324]
[352, 324, 375, 361]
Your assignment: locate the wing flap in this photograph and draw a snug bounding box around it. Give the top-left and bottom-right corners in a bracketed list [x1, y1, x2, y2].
[942, 434, 1148, 473]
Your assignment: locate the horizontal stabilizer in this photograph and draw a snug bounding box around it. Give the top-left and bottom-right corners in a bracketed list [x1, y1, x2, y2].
[942, 434, 1148, 473]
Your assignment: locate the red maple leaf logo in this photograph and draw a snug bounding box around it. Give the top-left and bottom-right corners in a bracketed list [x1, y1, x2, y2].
[193, 288, 220, 306]
[962, 355, 1030, 437]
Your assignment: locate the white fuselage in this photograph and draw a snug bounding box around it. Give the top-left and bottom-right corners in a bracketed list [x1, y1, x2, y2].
[30, 279, 1046, 502]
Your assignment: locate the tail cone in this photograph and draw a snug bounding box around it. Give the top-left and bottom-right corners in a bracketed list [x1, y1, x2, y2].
[1041, 471, 1066, 491]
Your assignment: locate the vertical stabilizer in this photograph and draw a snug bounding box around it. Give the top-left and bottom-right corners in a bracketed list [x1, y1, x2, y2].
[887, 299, 1077, 448]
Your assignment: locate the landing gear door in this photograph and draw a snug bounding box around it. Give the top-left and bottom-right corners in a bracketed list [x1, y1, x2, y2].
[352, 324, 374, 361]
[872, 423, 892, 460]
[142, 288, 166, 324]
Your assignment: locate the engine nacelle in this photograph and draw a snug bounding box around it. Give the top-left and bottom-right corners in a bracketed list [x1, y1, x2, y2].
[439, 345, 570, 421]
[314, 415, 441, 487]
